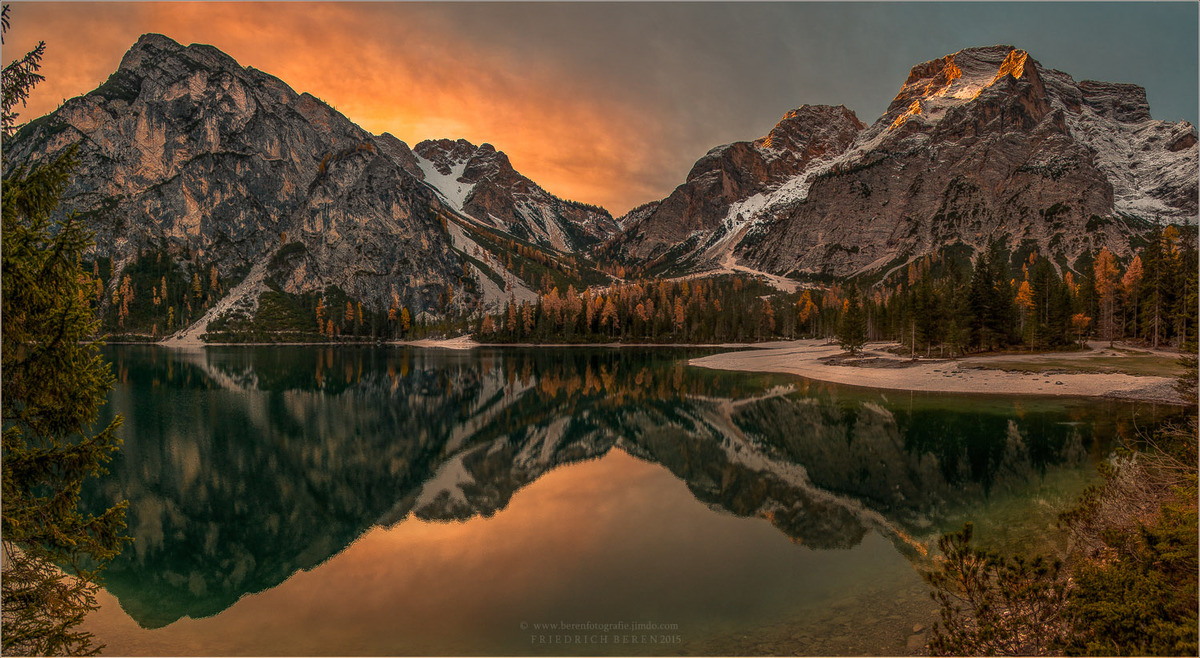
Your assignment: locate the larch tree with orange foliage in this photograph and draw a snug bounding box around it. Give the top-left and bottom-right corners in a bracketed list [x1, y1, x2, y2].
[1093, 247, 1120, 344]
[1121, 254, 1143, 339]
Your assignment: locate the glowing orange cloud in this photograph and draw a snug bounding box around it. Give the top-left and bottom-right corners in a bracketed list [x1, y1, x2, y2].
[6, 2, 675, 215]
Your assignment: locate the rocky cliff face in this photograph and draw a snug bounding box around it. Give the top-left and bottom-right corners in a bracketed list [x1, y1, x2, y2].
[413, 138, 618, 251]
[616, 46, 1197, 279]
[6, 33, 465, 315]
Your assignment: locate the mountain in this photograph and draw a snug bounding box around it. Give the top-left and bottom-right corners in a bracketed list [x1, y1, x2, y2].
[412, 138, 618, 251]
[603, 104, 866, 273]
[4, 34, 615, 338]
[8, 38, 1196, 339]
[609, 46, 1197, 280]
[8, 34, 442, 310]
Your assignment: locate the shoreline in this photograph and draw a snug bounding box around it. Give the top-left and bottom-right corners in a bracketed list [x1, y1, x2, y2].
[118, 336, 1189, 404]
[127, 337, 768, 350]
[689, 340, 1189, 405]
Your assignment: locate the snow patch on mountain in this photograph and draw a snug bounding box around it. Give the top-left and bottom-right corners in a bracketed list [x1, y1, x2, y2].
[415, 156, 475, 213]
[1060, 105, 1197, 223]
[514, 198, 570, 251]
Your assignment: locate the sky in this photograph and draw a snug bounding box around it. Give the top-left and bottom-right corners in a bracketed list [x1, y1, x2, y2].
[5, 2, 1198, 216]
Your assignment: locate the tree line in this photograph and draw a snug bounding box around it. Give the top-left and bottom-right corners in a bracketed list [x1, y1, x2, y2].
[867, 227, 1197, 356]
[476, 229, 1198, 355]
[476, 275, 810, 343]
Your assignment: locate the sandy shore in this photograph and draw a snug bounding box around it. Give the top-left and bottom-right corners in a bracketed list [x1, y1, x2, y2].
[690, 340, 1188, 404]
[391, 335, 481, 350]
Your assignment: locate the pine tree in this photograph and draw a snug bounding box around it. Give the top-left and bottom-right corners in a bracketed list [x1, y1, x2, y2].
[2, 8, 128, 652]
[759, 298, 776, 339]
[797, 290, 818, 336]
[837, 284, 867, 354]
[987, 242, 1017, 348]
[1176, 231, 1198, 349]
[967, 250, 993, 351]
[1016, 279, 1036, 342]
[913, 271, 940, 354]
[522, 302, 535, 335]
[1140, 230, 1169, 348]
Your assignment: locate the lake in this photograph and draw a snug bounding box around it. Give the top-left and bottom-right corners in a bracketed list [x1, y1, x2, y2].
[78, 346, 1178, 656]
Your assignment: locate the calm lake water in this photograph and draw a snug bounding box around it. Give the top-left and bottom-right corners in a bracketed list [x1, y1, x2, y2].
[78, 346, 1179, 656]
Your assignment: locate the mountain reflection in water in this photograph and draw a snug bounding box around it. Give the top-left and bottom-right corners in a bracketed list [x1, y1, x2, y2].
[87, 346, 1165, 636]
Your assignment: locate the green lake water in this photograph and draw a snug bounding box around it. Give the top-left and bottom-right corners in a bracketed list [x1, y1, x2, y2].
[77, 346, 1181, 656]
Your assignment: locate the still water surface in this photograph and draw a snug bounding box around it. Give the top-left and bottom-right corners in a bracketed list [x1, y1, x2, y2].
[79, 346, 1175, 655]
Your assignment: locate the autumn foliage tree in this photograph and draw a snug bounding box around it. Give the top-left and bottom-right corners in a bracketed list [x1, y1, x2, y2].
[1093, 247, 1120, 344]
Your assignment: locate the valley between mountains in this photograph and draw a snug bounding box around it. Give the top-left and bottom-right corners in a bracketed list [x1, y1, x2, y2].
[6, 34, 1197, 367]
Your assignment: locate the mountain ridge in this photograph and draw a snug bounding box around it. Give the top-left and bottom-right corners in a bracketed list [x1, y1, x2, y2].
[609, 45, 1197, 281]
[6, 37, 1196, 340]
[6, 33, 615, 338]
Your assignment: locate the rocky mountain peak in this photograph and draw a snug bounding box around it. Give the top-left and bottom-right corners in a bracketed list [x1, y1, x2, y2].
[117, 33, 184, 69]
[116, 33, 243, 82]
[756, 104, 866, 154]
[5, 32, 480, 331]
[413, 138, 480, 174]
[611, 103, 866, 267]
[409, 137, 616, 252]
[1077, 80, 1152, 123]
[372, 132, 425, 180]
[411, 139, 513, 181]
[615, 44, 1195, 280]
[884, 45, 1048, 132]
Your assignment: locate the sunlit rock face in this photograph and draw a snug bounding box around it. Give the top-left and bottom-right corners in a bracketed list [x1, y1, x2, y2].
[615, 45, 1197, 278]
[6, 33, 468, 312]
[412, 139, 618, 252]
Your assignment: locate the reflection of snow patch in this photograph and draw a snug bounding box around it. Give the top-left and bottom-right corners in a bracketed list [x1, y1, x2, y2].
[693, 400, 925, 553]
[414, 446, 483, 509]
[514, 416, 571, 467]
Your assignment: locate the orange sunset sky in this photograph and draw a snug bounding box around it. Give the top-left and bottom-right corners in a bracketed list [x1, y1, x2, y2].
[6, 2, 1197, 216]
